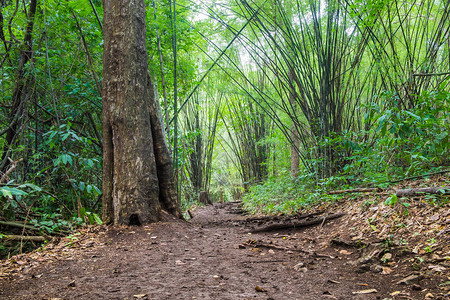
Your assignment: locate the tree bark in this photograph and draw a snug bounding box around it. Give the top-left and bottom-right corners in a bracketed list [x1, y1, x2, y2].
[102, 0, 181, 225]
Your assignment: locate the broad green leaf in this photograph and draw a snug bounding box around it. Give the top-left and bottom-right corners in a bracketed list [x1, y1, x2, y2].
[1, 187, 28, 198]
[93, 214, 103, 225]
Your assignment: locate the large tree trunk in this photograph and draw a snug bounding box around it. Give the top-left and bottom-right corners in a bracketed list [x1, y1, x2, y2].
[102, 0, 181, 225]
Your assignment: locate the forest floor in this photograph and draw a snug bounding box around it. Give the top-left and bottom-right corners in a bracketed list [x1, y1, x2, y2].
[1, 179, 450, 299]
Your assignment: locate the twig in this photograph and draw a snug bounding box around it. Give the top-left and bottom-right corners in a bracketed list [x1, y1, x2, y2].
[0, 157, 23, 184]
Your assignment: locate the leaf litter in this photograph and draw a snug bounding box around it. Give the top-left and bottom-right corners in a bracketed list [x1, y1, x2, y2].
[0, 174, 449, 299]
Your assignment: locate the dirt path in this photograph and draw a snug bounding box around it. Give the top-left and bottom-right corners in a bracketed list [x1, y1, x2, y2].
[0, 202, 446, 299]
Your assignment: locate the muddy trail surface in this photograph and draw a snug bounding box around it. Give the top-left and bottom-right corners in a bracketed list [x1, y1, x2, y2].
[0, 201, 447, 299]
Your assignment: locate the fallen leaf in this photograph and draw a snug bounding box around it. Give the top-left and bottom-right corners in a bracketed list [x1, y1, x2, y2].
[428, 265, 447, 273]
[255, 286, 267, 293]
[327, 279, 340, 284]
[133, 294, 148, 299]
[390, 291, 401, 296]
[381, 253, 392, 261]
[352, 289, 377, 294]
[357, 283, 368, 286]
[382, 267, 393, 274]
[339, 250, 352, 255]
[397, 274, 422, 285]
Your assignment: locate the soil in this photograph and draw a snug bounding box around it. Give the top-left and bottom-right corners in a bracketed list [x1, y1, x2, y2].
[1, 197, 449, 300]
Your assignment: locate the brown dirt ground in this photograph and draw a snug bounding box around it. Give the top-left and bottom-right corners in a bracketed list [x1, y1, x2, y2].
[0, 192, 449, 300]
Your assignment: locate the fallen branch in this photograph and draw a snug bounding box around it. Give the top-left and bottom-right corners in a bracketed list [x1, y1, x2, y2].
[251, 213, 345, 233]
[328, 188, 383, 195]
[396, 187, 450, 197]
[0, 220, 38, 231]
[3, 235, 46, 242]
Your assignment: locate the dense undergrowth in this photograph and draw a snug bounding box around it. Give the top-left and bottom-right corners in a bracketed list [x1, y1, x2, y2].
[243, 90, 450, 215]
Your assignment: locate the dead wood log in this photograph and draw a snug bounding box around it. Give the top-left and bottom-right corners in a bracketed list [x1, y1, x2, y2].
[251, 213, 345, 233]
[396, 187, 450, 197]
[3, 235, 45, 242]
[328, 188, 383, 195]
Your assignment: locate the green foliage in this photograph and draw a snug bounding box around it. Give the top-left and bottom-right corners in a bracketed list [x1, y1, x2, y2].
[80, 207, 103, 226]
[242, 172, 333, 214]
[334, 89, 450, 186]
[384, 194, 398, 207]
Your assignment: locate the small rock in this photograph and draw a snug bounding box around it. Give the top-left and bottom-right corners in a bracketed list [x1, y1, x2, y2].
[370, 264, 383, 273]
[68, 280, 76, 288]
[355, 264, 371, 273]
